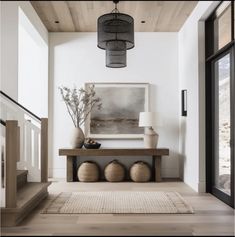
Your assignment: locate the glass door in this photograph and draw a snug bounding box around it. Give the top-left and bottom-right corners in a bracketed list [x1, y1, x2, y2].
[212, 51, 233, 203]
[206, 1, 234, 208]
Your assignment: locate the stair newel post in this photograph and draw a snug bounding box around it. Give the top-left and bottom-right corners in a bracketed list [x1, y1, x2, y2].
[5, 120, 19, 208]
[41, 118, 48, 183]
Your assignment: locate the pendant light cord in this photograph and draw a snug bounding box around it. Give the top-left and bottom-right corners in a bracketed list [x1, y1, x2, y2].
[112, 0, 119, 41]
[111, 0, 119, 13]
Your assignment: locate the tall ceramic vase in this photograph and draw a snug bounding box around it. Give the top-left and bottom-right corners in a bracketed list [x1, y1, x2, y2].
[70, 127, 85, 148]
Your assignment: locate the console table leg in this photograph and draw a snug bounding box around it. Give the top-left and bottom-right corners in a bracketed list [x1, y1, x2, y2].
[67, 156, 74, 182]
[152, 156, 156, 181]
[154, 155, 162, 182]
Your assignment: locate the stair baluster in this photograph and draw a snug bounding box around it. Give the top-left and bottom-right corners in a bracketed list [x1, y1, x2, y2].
[5, 120, 20, 208]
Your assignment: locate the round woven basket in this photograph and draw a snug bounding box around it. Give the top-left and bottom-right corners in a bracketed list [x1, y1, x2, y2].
[77, 161, 99, 182]
[130, 161, 151, 182]
[104, 160, 125, 182]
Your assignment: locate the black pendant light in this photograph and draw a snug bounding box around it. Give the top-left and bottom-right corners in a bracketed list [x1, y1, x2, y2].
[97, 0, 134, 68]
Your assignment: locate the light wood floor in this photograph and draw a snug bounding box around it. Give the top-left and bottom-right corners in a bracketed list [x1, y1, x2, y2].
[1, 180, 234, 236]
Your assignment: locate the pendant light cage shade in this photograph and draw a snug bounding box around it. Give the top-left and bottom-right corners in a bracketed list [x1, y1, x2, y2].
[97, 13, 134, 50]
[97, 12, 134, 68]
[106, 41, 126, 68]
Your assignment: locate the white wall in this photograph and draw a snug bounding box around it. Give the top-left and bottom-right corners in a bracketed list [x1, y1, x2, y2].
[0, 1, 48, 106]
[1, 1, 221, 192]
[1, 1, 19, 99]
[178, 1, 220, 192]
[18, 8, 48, 117]
[49, 32, 179, 178]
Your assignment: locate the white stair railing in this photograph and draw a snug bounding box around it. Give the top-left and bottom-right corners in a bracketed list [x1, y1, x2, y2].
[0, 92, 47, 184]
[17, 119, 41, 182]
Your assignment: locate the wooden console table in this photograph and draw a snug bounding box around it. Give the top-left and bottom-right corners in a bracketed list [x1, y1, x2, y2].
[59, 148, 169, 182]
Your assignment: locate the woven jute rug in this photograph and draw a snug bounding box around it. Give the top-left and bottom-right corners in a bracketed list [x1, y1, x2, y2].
[42, 191, 194, 214]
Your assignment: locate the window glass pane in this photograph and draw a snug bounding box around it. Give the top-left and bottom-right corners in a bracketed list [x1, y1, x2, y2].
[214, 3, 231, 51]
[214, 53, 231, 196]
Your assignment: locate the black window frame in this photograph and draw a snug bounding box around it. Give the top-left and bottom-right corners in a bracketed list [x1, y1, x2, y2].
[205, 1, 235, 208]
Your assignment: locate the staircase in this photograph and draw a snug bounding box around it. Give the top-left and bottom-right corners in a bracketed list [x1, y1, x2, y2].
[0, 119, 50, 227]
[17, 170, 28, 190]
[1, 170, 50, 227]
[0, 91, 51, 227]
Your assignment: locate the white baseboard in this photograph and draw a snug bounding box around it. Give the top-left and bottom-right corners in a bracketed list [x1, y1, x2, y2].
[184, 179, 198, 192]
[49, 168, 66, 178]
[183, 179, 206, 193]
[198, 181, 206, 193]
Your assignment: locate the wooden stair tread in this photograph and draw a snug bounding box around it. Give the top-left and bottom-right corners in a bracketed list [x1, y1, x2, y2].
[1, 182, 50, 226]
[16, 170, 28, 178]
[17, 182, 50, 209]
[17, 170, 28, 190]
[2, 182, 51, 212]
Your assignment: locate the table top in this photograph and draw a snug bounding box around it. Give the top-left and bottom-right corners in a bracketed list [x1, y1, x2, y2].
[59, 148, 169, 156]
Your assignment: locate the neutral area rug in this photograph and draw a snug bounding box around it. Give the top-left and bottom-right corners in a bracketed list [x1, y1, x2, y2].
[42, 191, 194, 214]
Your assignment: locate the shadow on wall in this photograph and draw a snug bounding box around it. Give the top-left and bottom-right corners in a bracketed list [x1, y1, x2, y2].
[150, 84, 157, 111]
[179, 118, 187, 180]
[50, 33, 97, 47]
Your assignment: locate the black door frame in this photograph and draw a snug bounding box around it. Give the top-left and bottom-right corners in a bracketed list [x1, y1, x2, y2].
[205, 1, 235, 208]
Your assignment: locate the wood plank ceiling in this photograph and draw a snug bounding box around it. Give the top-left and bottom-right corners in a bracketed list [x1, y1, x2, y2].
[31, 1, 198, 32]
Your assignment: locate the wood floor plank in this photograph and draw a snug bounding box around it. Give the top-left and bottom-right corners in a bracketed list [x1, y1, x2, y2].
[1, 181, 234, 236]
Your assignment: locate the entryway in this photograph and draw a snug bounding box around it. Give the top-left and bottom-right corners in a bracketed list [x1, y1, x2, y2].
[206, 1, 235, 208]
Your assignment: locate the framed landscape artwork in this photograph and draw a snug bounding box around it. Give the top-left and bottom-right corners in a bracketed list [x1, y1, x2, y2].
[85, 83, 149, 139]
